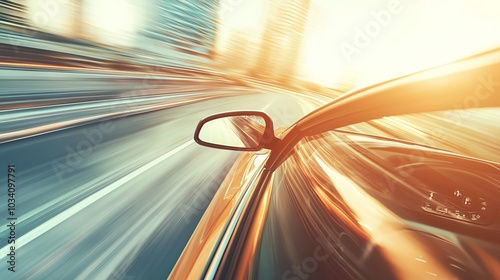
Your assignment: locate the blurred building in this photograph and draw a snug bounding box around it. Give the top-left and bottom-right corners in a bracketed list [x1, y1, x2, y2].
[251, 0, 311, 82]
[216, 29, 261, 73]
[0, 0, 31, 31]
[144, 0, 220, 56]
[1, 0, 87, 39]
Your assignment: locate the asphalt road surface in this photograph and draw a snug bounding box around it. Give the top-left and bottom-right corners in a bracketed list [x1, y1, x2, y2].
[0, 71, 321, 279]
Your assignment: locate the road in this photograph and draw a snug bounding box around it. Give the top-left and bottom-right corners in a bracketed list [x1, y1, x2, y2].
[0, 71, 321, 280]
[2, 68, 498, 280]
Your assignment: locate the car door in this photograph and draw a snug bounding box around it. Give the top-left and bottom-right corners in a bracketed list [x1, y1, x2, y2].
[169, 151, 270, 279]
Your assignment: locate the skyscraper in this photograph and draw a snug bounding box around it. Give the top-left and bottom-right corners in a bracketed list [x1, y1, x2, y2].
[145, 0, 220, 56]
[0, 0, 31, 31]
[252, 0, 311, 82]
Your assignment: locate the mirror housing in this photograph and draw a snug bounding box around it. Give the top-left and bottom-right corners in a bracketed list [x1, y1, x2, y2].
[194, 111, 277, 151]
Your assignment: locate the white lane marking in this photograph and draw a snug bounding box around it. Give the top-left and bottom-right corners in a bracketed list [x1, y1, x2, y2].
[0, 96, 210, 144]
[261, 99, 275, 111]
[1, 140, 194, 255]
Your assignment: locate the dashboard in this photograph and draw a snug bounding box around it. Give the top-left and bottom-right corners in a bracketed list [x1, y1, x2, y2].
[398, 163, 497, 226]
[360, 143, 500, 236]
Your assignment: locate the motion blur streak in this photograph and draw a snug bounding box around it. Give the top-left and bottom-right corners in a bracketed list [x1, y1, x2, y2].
[0, 140, 193, 252]
[249, 127, 499, 279]
[313, 155, 454, 279]
[0, 85, 315, 279]
[2, 0, 500, 279]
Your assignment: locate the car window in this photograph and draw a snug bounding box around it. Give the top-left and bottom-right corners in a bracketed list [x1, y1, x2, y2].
[340, 108, 500, 163]
[251, 129, 499, 280]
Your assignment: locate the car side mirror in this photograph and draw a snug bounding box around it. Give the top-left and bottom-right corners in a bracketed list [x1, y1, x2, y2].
[194, 111, 276, 151]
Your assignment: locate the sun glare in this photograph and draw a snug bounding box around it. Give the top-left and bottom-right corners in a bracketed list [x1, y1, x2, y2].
[27, 0, 75, 36]
[84, 0, 142, 46]
[217, 0, 500, 87]
[348, 0, 500, 85]
[216, 0, 267, 53]
[301, 0, 500, 86]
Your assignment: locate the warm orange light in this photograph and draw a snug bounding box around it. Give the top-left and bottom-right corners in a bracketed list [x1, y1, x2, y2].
[216, 0, 267, 53]
[298, 0, 500, 86]
[83, 0, 144, 46]
[217, 0, 500, 87]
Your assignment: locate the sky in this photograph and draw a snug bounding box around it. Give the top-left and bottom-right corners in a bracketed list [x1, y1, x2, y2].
[218, 0, 500, 86]
[26, 0, 500, 87]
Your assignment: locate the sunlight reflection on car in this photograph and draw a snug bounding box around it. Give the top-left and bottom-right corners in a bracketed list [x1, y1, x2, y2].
[170, 49, 500, 280]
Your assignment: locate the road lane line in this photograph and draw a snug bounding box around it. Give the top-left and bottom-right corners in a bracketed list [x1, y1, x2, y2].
[0, 95, 213, 144]
[1, 140, 194, 255]
[261, 99, 275, 111]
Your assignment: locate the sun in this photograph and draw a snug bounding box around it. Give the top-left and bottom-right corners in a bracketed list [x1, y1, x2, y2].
[297, 0, 500, 87]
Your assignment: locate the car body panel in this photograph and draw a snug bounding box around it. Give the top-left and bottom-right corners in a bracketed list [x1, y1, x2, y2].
[169, 151, 269, 279]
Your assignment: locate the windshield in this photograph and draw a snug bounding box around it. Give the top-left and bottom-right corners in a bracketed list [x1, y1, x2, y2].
[249, 128, 500, 279]
[339, 108, 500, 163]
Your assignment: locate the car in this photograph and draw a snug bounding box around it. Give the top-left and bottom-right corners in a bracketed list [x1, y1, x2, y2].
[169, 49, 500, 280]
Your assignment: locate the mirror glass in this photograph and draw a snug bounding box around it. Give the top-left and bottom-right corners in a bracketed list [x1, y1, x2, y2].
[198, 115, 267, 149]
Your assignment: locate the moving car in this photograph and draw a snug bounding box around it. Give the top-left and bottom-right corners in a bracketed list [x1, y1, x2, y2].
[169, 49, 500, 280]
